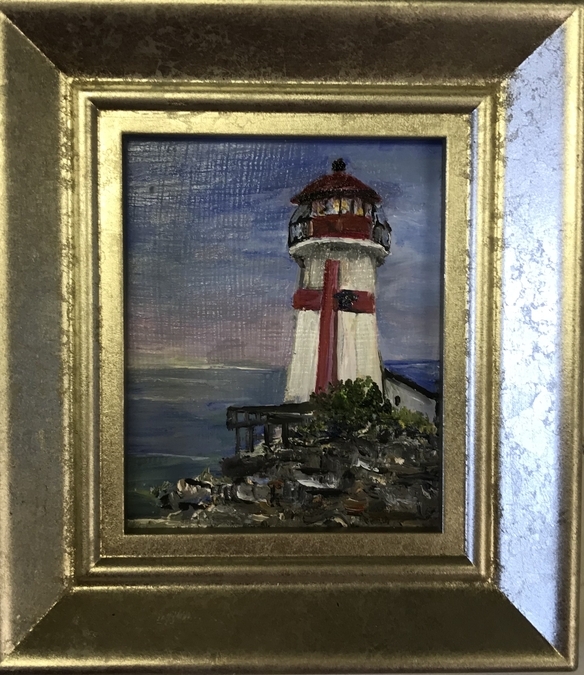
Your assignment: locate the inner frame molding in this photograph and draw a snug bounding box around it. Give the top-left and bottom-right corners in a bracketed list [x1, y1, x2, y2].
[96, 109, 471, 560]
[0, 3, 581, 672]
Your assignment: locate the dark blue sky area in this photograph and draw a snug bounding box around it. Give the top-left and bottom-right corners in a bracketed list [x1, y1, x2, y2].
[124, 136, 444, 368]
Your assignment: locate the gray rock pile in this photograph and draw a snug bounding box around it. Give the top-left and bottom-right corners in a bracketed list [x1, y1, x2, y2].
[151, 434, 440, 529]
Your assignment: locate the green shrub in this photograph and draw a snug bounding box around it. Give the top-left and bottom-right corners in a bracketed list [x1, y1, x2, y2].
[387, 405, 437, 437]
[297, 377, 436, 443]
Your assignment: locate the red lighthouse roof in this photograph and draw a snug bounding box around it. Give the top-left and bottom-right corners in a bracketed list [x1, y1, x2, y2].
[291, 158, 381, 205]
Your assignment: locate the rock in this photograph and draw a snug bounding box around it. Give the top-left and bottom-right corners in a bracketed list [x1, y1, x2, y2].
[353, 457, 379, 472]
[176, 479, 212, 505]
[234, 480, 271, 503]
[378, 484, 419, 516]
[320, 451, 343, 475]
[293, 470, 341, 491]
[330, 515, 349, 527]
[344, 495, 368, 515]
[235, 482, 256, 503]
[251, 514, 270, 524]
[191, 504, 247, 528]
[167, 509, 185, 520]
[258, 500, 277, 515]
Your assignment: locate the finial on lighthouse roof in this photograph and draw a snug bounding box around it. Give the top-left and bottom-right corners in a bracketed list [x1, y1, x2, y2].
[331, 158, 346, 172]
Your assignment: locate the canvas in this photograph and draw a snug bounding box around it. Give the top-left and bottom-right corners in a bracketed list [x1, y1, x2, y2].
[123, 136, 444, 530]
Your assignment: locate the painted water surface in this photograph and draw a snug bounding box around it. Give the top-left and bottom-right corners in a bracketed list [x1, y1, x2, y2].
[124, 137, 444, 529]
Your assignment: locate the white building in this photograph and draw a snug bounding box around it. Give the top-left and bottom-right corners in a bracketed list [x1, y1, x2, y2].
[383, 369, 438, 421]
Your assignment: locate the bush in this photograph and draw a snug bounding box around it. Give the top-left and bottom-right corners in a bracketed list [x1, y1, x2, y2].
[297, 377, 436, 443]
[387, 405, 437, 437]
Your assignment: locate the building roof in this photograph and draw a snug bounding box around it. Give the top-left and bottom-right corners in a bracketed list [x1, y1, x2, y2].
[383, 368, 439, 400]
[291, 158, 382, 205]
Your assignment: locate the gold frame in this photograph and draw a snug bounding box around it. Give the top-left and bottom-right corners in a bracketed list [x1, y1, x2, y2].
[0, 2, 582, 671]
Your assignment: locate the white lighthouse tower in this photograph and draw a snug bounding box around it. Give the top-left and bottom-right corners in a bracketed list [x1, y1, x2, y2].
[285, 159, 391, 403]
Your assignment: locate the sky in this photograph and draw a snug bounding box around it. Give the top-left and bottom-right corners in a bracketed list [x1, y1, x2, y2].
[124, 136, 444, 368]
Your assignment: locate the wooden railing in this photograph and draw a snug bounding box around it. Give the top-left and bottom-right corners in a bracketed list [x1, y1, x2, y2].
[225, 402, 313, 453]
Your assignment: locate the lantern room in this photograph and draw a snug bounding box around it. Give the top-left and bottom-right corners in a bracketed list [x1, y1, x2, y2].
[288, 158, 392, 253]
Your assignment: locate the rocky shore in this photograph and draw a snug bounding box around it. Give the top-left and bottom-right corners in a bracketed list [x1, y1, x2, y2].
[138, 378, 441, 530]
[145, 435, 439, 530]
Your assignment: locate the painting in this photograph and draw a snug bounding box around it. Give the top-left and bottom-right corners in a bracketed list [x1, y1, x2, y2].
[124, 136, 444, 530]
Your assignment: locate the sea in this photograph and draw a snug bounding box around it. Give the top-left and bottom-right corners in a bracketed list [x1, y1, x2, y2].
[125, 360, 440, 519]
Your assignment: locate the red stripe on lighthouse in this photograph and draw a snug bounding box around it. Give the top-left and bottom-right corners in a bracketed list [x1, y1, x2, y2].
[293, 288, 375, 313]
[345, 290, 375, 313]
[292, 288, 322, 311]
[315, 259, 340, 393]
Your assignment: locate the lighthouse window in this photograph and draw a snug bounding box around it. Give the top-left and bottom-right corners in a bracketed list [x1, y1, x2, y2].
[289, 223, 307, 245]
[323, 198, 339, 215]
[289, 203, 311, 225]
[340, 198, 351, 214]
[353, 198, 364, 216]
[312, 200, 326, 217]
[363, 202, 372, 218]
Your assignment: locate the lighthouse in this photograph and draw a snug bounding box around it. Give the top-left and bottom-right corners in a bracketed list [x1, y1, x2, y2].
[284, 159, 392, 403]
